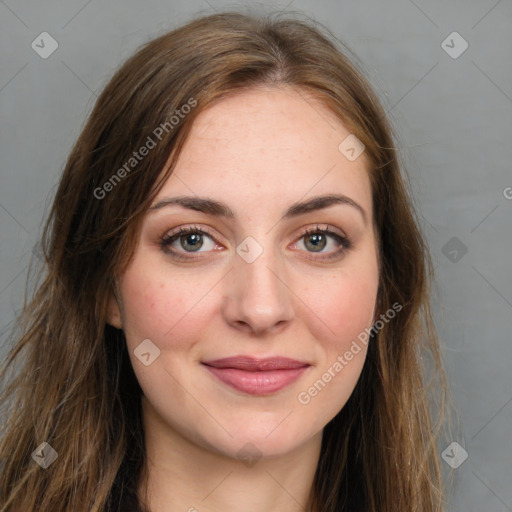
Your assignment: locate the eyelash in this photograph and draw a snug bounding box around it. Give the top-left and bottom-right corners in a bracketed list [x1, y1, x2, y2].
[159, 224, 352, 262]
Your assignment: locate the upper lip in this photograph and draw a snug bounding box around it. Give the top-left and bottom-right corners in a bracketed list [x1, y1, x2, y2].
[202, 356, 310, 371]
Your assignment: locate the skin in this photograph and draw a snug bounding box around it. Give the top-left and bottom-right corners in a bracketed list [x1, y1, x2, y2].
[107, 85, 380, 512]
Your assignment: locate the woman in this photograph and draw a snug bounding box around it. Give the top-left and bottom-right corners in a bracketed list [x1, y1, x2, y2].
[0, 10, 448, 512]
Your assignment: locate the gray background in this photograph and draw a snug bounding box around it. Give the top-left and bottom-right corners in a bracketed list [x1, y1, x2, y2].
[1, 0, 511, 510]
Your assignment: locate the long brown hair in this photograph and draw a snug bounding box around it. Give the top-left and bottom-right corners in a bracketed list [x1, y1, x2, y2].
[0, 10, 449, 511]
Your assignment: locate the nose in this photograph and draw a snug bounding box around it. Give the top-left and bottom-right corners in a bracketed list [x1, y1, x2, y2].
[221, 245, 295, 336]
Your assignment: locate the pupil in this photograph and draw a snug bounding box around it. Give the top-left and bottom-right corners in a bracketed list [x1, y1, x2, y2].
[306, 233, 326, 252]
[182, 233, 203, 251]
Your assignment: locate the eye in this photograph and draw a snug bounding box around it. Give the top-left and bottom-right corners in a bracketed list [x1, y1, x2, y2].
[160, 224, 352, 262]
[160, 225, 220, 260]
[293, 225, 352, 261]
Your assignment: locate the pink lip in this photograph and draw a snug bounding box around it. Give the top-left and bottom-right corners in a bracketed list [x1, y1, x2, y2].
[202, 356, 310, 395]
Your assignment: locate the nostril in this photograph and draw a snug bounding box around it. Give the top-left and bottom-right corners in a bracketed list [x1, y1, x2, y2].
[234, 320, 251, 330]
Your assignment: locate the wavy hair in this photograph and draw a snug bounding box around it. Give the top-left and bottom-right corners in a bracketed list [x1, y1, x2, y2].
[0, 10, 449, 512]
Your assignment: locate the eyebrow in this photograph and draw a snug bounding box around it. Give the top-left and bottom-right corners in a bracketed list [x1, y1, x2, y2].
[149, 194, 367, 224]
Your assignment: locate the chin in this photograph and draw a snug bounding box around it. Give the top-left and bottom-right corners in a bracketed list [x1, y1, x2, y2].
[199, 418, 319, 462]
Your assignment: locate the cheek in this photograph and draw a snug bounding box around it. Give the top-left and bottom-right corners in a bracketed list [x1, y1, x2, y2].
[333, 279, 375, 335]
[310, 268, 378, 351]
[296, 271, 378, 417]
[118, 262, 215, 351]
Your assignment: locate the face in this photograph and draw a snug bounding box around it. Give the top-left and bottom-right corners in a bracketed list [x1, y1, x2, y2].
[108, 86, 380, 460]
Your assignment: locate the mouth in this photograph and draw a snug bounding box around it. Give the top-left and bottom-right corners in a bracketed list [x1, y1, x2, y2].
[201, 356, 311, 395]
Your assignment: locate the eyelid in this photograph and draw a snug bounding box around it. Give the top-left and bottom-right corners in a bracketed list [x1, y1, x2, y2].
[295, 223, 348, 243]
[160, 224, 221, 254]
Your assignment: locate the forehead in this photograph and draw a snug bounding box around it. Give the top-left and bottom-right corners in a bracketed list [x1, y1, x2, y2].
[157, 86, 372, 216]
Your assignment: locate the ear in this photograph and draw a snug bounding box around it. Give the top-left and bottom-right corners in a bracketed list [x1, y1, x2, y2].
[106, 290, 123, 329]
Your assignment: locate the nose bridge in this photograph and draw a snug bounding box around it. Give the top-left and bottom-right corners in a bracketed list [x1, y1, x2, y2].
[222, 236, 294, 333]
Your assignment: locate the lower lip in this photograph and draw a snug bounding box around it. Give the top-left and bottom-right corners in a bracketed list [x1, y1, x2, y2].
[203, 365, 309, 395]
